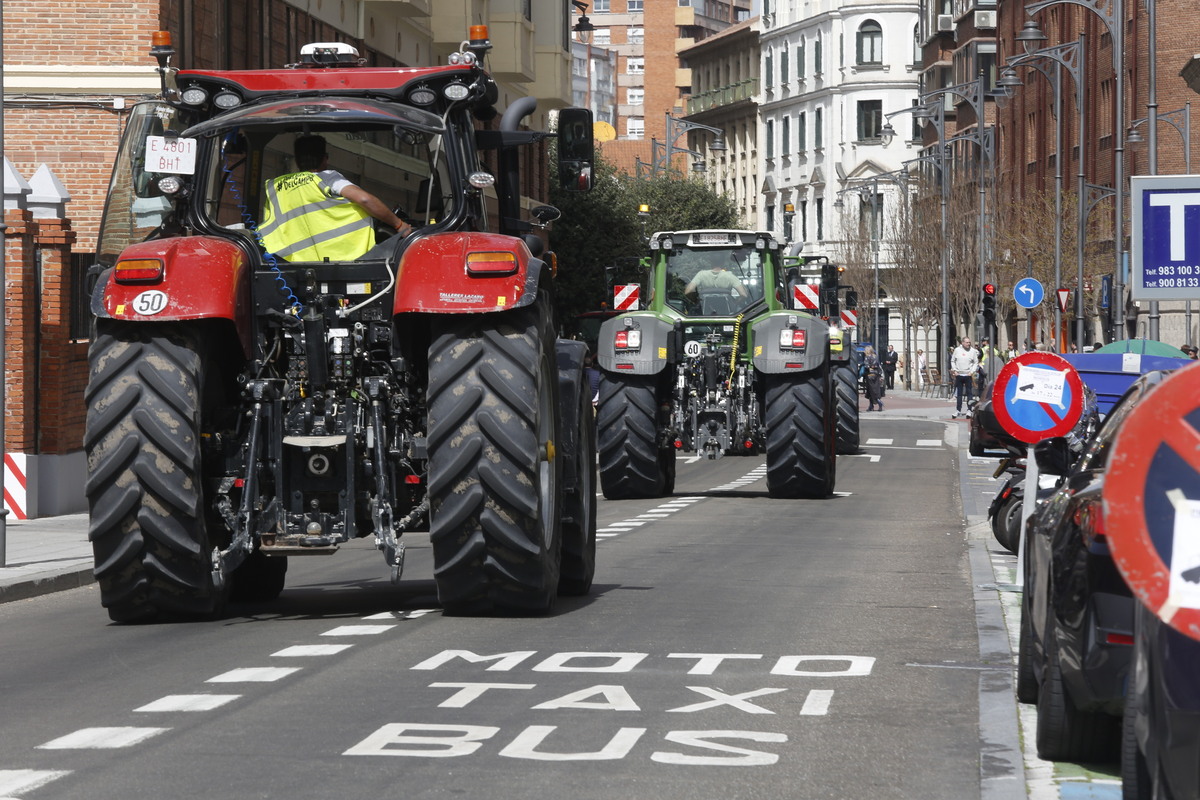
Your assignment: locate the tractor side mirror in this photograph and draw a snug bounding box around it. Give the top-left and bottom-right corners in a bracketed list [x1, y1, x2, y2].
[558, 107, 594, 192]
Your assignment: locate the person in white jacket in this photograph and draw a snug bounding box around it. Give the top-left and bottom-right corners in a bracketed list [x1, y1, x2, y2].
[950, 337, 980, 419]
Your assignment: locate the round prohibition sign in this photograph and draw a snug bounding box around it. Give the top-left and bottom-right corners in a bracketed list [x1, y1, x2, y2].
[990, 352, 1085, 444]
[1104, 363, 1200, 639]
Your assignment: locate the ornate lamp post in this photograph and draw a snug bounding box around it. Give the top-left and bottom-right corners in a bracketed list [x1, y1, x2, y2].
[1000, 35, 1086, 351]
[650, 113, 726, 177]
[1023, 0, 1126, 339]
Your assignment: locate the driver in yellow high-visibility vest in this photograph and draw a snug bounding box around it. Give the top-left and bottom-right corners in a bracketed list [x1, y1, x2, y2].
[260, 135, 413, 261]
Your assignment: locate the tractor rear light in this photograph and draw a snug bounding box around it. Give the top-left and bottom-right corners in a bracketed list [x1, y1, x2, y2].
[180, 85, 208, 105]
[213, 90, 242, 109]
[114, 258, 164, 283]
[614, 329, 641, 350]
[466, 251, 517, 276]
[1105, 632, 1134, 646]
[779, 328, 806, 349]
[405, 475, 422, 484]
[409, 88, 437, 106]
[444, 83, 469, 101]
[744, 440, 754, 450]
[674, 439, 683, 449]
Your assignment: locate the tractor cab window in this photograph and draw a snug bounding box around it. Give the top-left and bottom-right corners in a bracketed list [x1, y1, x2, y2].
[95, 101, 188, 266]
[665, 244, 765, 316]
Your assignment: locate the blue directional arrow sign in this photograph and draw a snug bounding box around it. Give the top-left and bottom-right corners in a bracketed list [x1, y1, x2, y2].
[1013, 277, 1044, 309]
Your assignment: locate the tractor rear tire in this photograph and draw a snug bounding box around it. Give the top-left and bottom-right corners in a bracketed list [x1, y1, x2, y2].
[764, 367, 836, 499]
[597, 373, 666, 499]
[560, 365, 597, 596]
[427, 302, 563, 615]
[84, 321, 225, 623]
[833, 360, 861, 454]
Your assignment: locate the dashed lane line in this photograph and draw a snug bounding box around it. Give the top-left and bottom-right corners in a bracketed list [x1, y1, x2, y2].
[37, 727, 168, 750]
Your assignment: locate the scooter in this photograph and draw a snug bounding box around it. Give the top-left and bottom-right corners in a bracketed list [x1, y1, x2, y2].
[989, 448, 1026, 554]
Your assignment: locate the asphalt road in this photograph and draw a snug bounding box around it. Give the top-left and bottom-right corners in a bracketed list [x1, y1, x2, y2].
[0, 416, 994, 800]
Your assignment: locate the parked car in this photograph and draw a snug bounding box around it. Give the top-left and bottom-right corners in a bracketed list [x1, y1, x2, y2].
[969, 380, 1019, 457]
[1122, 601, 1200, 799]
[1017, 372, 1171, 762]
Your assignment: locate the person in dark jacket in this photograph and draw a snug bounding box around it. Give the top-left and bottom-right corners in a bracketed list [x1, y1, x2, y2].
[862, 346, 884, 412]
[882, 344, 899, 391]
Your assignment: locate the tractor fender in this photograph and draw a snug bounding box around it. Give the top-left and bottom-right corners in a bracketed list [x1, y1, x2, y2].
[595, 313, 674, 376]
[555, 339, 589, 491]
[393, 231, 542, 314]
[91, 236, 251, 354]
[751, 312, 831, 374]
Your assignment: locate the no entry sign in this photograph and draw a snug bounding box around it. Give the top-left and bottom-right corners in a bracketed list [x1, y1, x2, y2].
[990, 352, 1085, 444]
[1104, 363, 1200, 640]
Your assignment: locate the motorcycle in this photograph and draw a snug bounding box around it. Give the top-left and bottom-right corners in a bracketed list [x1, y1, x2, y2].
[988, 449, 1026, 554]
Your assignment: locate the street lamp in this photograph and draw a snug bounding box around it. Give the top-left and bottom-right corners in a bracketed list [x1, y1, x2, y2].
[1128, 102, 1193, 338]
[1000, 36, 1086, 352]
[571, 1, 595, 44]
[1024, 0, 1126, 339]
[649, 113, 726, 178]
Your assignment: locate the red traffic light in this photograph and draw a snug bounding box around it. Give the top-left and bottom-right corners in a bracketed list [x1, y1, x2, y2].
[983, 283, 996, 296]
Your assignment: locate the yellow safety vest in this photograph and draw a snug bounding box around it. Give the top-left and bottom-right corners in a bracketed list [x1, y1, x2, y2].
[260, 171, 373, 262]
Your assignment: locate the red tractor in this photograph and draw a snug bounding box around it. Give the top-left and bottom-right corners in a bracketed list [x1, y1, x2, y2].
[85, 30, 597, 622]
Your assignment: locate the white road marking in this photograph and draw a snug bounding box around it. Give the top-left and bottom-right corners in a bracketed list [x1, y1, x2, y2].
[916, 439, 942, 447]
[322, 625, 396, 636]
[0, 770, 71, 794]
[272, 644, 354, 657]
[38, 727, 168, 749]
[865, 438, 894, 445]
[207, 667, 300, 683]
[800, 689, 835, 715]
[135, 694, 241, 712]
[362, 610, 437, 621]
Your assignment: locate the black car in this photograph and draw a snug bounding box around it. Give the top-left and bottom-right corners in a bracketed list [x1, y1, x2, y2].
[1017, 372, 1171, 762]
[1122, 601, 1200, 799]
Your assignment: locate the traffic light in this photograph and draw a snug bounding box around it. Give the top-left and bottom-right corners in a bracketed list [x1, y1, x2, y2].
[982, 283, 997, 325]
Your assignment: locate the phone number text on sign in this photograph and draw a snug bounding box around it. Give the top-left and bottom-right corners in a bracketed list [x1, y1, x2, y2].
[146, 135, 198, 174]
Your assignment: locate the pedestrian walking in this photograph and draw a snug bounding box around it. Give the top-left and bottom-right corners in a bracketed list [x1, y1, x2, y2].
[950, 337, 979, 419]
[861, 346, 884, 412]
[916, 349, 927, 390]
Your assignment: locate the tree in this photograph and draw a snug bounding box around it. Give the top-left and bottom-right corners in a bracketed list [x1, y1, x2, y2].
[548, 145, 744, 325]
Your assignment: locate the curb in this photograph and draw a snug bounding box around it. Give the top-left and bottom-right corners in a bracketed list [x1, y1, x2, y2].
[0, 567, 95, 605]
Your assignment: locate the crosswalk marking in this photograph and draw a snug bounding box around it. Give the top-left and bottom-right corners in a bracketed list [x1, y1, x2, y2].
[0, 770, 71, 794]
[321, 624, 396, 637]
[272, 644, 354, 657]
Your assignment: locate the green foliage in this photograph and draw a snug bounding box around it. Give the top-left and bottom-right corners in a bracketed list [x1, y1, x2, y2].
[547, 145, 745, 326]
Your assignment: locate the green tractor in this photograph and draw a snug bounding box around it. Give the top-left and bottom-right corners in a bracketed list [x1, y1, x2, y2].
[594, 230, 842, 499]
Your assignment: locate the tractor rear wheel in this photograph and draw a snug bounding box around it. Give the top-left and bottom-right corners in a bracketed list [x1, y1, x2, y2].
[560, 364, 597, 596]
[84, 321, 226, 623]
[426, 301, 563, 615]
[764, 367, 836, 499]
[833, 360, 861, 454]
[597, 373, 666, 499]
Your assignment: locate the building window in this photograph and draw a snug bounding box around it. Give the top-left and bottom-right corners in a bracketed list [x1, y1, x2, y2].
[814, 107, 823, 149]
[780, 48, 789, 84]
[627, 88, 644, 105]
[814, 37, 822, 75]
[816, 197, 824, 241]
[593, 27, 610, 44]
[798, 111, 807, 151]
[593, 0, 609, 10]
[857, 20, 882, 65]
[766, 119, 775, 160]
[797, 41, 805, 78]
[800, 200, 808, 241]
[782, 116, 790, 155]
[627, 57, 644, 74]
[627, 117, 644, 139]
[857, 100, 883, 141]
[628, 27, 644, 44]
[627, 0, 643, 10]
[765, 50, 773, 88]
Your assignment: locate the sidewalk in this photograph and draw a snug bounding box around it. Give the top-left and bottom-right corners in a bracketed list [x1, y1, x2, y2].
[0, 512, 93, 603]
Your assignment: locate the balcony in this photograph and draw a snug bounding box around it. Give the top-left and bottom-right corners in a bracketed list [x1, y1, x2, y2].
[685, 78, 757, 114]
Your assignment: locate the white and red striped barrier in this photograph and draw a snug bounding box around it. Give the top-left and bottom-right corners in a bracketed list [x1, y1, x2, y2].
[4, 453, 28, 520]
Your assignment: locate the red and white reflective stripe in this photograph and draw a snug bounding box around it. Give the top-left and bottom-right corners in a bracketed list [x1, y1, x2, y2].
[793, 284, 820, 310]
[614, 284, 640, 311]
[4, 452, 27, 520]
[841, 310, 857, 327]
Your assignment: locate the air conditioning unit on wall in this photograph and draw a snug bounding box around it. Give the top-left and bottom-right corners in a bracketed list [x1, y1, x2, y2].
[975, 10, 997, 28]
[937, 14, 954, 32]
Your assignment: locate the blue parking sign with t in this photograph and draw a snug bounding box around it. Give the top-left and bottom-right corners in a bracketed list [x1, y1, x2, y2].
[1131, 175, 1200, 300]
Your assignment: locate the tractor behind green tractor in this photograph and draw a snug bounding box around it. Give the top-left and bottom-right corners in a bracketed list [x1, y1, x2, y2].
[594, 230, 855, 500]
